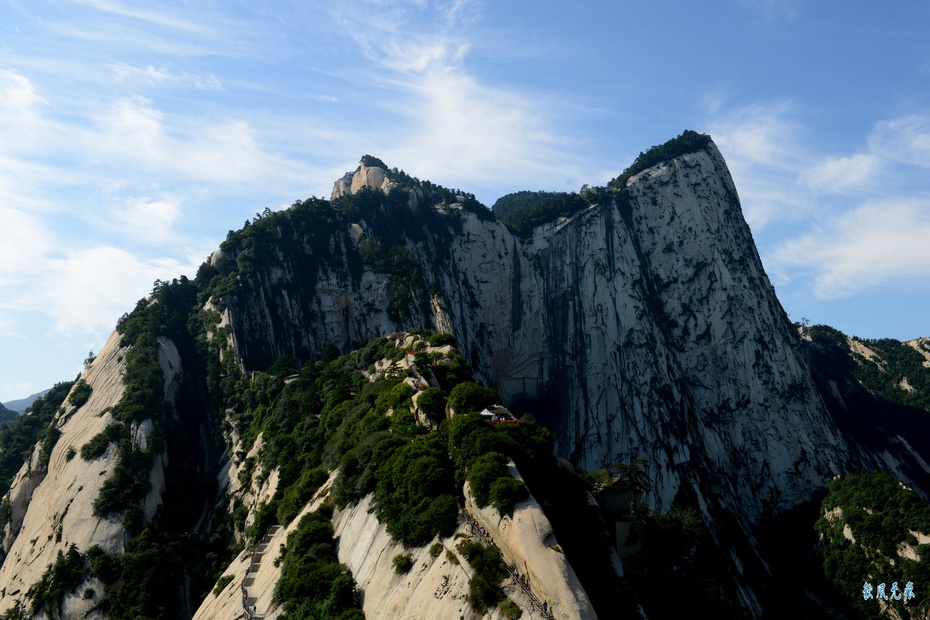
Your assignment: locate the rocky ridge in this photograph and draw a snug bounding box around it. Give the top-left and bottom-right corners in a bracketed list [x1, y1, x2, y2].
[0, 330, 179, 617]
[214, 143, 855, 615]
[2, 133, 929, 618]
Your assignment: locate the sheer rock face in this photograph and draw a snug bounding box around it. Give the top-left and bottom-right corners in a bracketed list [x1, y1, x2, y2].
[0, 331, 178, 616]
[223, 144, 849, 526]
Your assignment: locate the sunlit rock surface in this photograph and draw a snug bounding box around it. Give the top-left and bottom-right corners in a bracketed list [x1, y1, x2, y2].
[0, 331, 179, 616]
[224, 144, 849, 528]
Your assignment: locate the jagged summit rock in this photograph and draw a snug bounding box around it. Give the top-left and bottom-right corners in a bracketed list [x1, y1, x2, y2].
[332, 155, 395, 200]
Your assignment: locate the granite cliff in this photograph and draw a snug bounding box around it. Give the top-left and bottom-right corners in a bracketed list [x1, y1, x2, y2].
[208, 138, 854, 611]
[222, 140, 850, 512]
[1, 132, 929, 618]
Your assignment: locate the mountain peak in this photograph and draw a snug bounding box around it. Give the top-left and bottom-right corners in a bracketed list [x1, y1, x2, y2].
[332, 155, 394, 200]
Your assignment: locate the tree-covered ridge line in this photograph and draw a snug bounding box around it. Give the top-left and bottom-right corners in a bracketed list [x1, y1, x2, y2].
[211, 327, 626, 615]
[608, 129, 713, 190]
[490, 130, 711, 237]
[0, 401, 14, 426]
[201, 133, 714, 314]
[5, 275, 235, 620]
[803, 323, 930, 413]
[491, 191, 593, 238]
[818, 470, 930, 619]
[194, 178, 488, 369]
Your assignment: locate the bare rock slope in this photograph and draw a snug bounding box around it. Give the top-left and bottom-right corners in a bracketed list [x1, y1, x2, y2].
[0, 331, 179, 616]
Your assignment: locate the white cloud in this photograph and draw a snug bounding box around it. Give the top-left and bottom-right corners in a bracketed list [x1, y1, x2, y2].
[0, 70, 56, 156]
[708, 101, 810, 229]
[110, 196, 182, 243]
[0, 69, 47, 113]
[99, 95, 165, 164]
[112, 63, 224, 91]
[387, 67, 568, 186]
[708, 105, 930, 232]
[330, 0, 582, 195]
[708, 103, 930, 306]
[801, 152, 882, 194]
[93, 95, 303, 184]
[18, 246, 198, 336]
[114, 63, 171, 84]
[868, 114, 930, 168]
[773, 200, 930, 299]
[0, 207, 53, 288]
[709, 100, 801, 168]
[68, 0, 212, 35]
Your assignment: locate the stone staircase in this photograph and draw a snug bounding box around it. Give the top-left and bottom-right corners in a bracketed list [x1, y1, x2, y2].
[463, 510, 554, 619]
[241, 525, 282, 620]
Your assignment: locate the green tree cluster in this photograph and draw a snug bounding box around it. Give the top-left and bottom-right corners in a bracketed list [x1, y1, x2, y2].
[607, 130, 712, 190]
[492, 191, 589, 237]
[415, 386, 447, 425]
[25, 544, 85, 619]
[67, 379, 92, 409]
[457, 539, 507, 614]
[80, 424, 127, 460]
[392, 552, 414, 574]
[448, 381, 499, 416]
[818, 470, 930, 619]
[466, 451, 528, 516]
[375, 434, 459, 545]
[273, 506, 364, 620]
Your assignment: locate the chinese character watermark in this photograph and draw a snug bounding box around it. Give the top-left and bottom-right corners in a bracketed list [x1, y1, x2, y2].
[863, 581, 915, 603]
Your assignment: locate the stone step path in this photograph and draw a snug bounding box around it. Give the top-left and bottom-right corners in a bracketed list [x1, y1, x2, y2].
[463, 510, 554, 619]
[241, 525, 282, 620]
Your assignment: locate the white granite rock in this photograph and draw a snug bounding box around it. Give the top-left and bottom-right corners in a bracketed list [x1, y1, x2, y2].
[0, 331, 181, 615]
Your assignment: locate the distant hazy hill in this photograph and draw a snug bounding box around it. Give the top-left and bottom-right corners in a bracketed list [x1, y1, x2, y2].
[2, 388, 51, 415]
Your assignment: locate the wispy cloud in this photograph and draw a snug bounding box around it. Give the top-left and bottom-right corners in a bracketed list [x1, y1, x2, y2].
[710, 100, 802, 168]
[868, 114, 930, 168]
[800, 152, 882, 194]
[710, 100, 930, 300]
[68, 0, 212, 35]
[329, 0, 585, 196]
[708, 100, 810, 229]
[0, 208, 51, 291]
[91, 95, 305, 185]
[17, 247, 199, 336]
[108, 196, 182, 244]
[112, 63, 223, 91]
[0, 64, 307, 346]
[0, 70, 54, 155]
[774, 200, 930, 299]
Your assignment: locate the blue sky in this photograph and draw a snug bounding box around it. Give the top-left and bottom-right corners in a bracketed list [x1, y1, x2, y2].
[1, 0, 929, 403]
